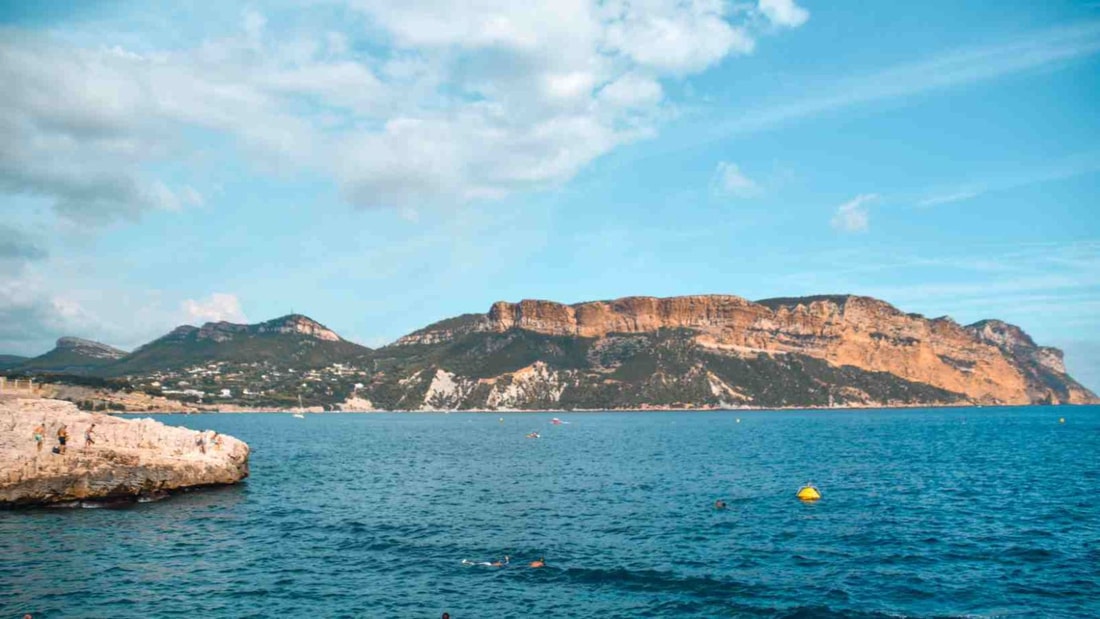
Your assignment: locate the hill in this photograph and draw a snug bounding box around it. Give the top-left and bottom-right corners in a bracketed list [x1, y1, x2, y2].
[0, 355, 28, 370]
[103, 314, 371, 376]
[15, 337, 127, 374]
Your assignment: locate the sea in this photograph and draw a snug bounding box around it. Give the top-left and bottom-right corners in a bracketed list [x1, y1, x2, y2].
[2, 406, 1099, 618]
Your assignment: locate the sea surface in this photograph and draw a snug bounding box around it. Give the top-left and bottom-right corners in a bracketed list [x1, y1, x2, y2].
[2, 407, 1099, 618]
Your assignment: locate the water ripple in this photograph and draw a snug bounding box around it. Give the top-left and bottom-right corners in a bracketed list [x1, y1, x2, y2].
[2, 407, 1099, 617]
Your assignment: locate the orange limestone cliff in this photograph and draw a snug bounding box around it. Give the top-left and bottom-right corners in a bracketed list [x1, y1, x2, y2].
[401, 294, 1095, 406]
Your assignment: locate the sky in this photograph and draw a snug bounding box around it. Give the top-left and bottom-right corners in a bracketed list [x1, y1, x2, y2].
[0, 0, 1098, 389]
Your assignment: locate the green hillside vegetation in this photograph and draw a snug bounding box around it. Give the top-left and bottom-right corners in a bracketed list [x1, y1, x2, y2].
[17, 348, 123, 374]
[0, 355, 28, 370]
[104, 329, 371, 376]
[363, 327, 966, 410]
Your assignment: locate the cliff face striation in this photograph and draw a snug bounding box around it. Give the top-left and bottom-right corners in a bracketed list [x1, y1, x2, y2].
[0, 398, 249, 506]
[375, 294, 1097, 410]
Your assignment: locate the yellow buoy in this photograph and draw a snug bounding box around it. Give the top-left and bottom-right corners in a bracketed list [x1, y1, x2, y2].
[797, 485, 821, 501]
[1059, 417, 1065, 424]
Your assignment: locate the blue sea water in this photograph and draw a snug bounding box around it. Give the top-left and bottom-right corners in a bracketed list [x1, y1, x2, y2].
[2, 407, 1099, 618]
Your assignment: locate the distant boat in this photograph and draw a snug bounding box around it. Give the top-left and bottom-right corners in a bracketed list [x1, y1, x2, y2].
[293, 394, 305, 419]
[551, 418, 562, 425]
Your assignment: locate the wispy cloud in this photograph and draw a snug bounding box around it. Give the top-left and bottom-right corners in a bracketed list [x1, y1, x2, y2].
[711, 161, 760, 197]
[831, 194, 877, 232]
[917, 188, 983, 207]
[775, 241, 1100, 332]
[916, 153, 1100, 207]
[716, 21, 1100, 136]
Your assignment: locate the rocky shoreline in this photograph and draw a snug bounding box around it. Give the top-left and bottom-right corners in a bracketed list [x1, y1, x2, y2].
[0, 398, 249, 507]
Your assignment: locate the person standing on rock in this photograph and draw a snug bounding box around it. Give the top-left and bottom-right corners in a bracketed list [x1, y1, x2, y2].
[33, 423, 45, 453]
[84, 424, 97, 452]
[196, 434, 206, 454]
[57, 425, 69, 455]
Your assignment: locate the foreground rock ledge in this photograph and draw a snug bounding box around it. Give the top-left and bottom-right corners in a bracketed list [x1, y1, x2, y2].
[1, 398, 249, 507]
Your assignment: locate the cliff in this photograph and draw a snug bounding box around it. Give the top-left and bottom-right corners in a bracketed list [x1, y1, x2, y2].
[0, 398, 249, 506]
[376, 294, 1097, 409]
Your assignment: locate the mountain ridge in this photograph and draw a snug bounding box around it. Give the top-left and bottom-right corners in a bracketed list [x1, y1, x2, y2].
[4, 295, 1095, 410]
[103, 314, 368, 376]
[374, 294, 1096, 409]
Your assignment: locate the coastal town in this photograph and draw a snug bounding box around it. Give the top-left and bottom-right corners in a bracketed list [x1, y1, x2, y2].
[133, 360, 370, 409]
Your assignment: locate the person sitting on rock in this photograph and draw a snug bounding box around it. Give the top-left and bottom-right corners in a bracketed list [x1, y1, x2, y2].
[84, 424, 97, 451]
[57, 425, 69, 455]
[33, 423, 45, 453]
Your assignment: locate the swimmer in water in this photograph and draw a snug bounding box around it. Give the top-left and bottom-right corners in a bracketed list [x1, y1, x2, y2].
[714, 499, 727, 509]
[463, 555, 509, 567]
[529, 557, 546, 568]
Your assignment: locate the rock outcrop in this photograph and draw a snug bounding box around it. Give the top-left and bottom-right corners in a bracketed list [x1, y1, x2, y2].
[0, 398, 249, 506]
[379, 294, 1097, 408]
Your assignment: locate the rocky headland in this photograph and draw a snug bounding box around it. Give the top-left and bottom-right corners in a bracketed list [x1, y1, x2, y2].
[0, 398, 249, 507]
[383, 294, 1098, 410]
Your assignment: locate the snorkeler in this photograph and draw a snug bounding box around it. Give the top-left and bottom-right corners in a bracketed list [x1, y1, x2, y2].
[529, 558, 545, 568]
[462, 555, 510, 567]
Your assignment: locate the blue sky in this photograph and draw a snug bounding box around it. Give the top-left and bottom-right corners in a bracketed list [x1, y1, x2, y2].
[1, 0, 1098, 389]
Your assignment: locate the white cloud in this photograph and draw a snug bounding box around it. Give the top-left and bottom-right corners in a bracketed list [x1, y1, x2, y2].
[603, 0, 756, 72]
[831, 194, 877, 232]
[712, 161, 760, 197]
[598, 72, 664, 108]
[758, 0, 810, 29]
[182, 293, 247, 324]
[0, 1, 808, 218]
